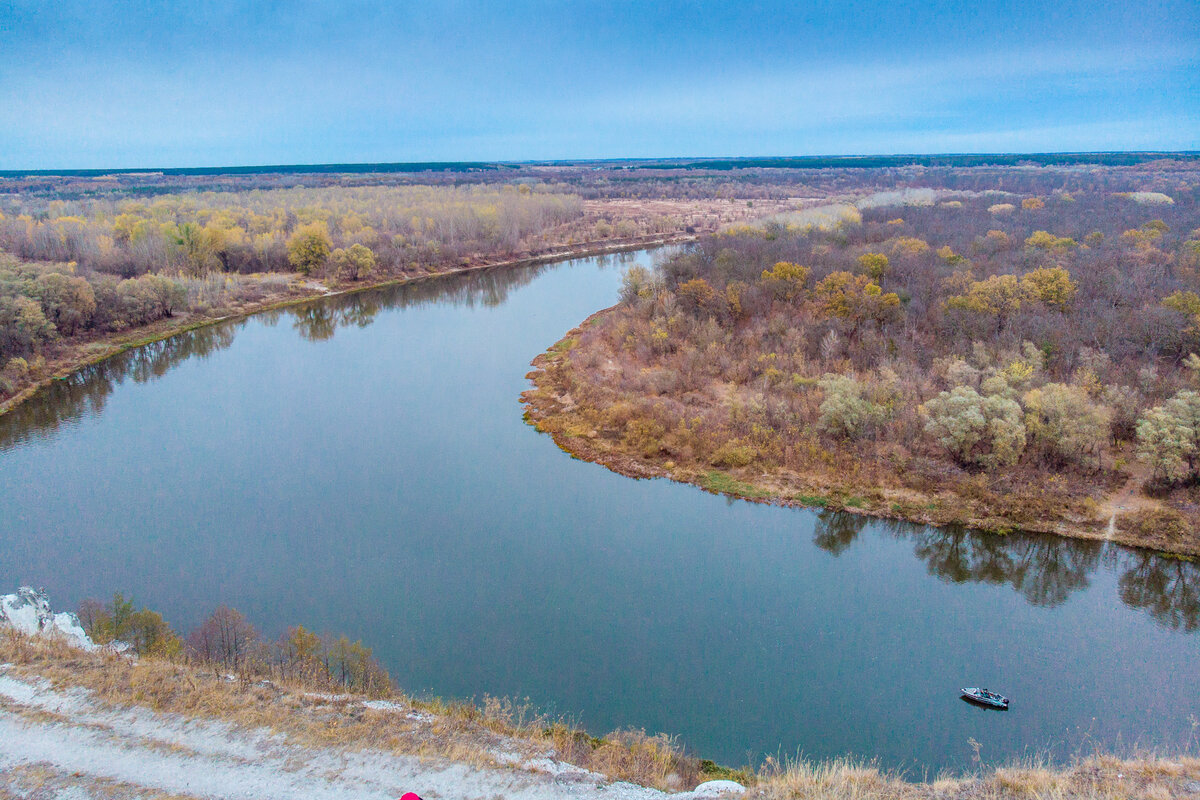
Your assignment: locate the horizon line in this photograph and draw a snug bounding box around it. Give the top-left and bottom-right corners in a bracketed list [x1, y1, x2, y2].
[4, 150, 1200, 178]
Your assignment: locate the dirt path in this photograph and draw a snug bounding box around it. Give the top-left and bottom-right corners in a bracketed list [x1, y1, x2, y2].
[1098, 462, 1160, 538]
[0, 666, 741, 800]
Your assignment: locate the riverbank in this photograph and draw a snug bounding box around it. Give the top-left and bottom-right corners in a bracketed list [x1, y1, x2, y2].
[0, 233, 693, 419]
[521, 312, 1200, 558]
[3, 632, 1198, 799]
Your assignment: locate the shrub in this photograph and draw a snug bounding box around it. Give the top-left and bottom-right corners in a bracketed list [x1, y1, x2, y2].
[890, 237, 929, 255]
[759, 261, 810, 300]
[0, 295, 55, 359]
[77, 592, 182, 658]
[811, 272, 901, 328]
[331, 243, 377, 281]
[920, 385, 1025, 469]
[1020, 267, 1077, 309]
[1136, 391, 1200, 484]
[711, 441, 757, 467]
[676, 278, 718, 315]
[32, 272, 95, 335]
[1022, 383, 1111, 467]
[817, 374, 878, 440]
[622, 418, 667, 457]
[620, 265, 654, 304]
[1024, 230, 1077, 250]
[856, 252, 890, 280]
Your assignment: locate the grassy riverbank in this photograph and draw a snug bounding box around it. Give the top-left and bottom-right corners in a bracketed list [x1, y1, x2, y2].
[2, 633, 1197, 799]
[0, 233, 693, 418]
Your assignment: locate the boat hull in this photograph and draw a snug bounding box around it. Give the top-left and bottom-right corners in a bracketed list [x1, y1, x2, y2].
[961, 688, 1009, 709]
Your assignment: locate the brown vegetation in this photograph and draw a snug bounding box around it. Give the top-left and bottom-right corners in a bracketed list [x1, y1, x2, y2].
[3, 631, 1198, 798]
[0, 173, 800, 410]
[524, 170, 1200, 554]
[1, 611, 714, 791]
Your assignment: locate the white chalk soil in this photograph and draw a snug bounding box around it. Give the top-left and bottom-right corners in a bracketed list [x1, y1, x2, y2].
[0, 588, 96, 652]
[0, 589, 745, 800]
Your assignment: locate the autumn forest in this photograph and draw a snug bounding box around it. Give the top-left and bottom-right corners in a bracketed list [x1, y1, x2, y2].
[522, 159, 1200, 552]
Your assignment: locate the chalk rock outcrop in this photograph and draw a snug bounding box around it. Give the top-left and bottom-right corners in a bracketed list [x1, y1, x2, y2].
[689, 780, 746, 797]
[0, 586, 96, 651]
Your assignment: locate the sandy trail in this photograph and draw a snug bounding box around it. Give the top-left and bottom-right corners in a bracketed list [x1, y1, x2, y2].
[0, 666, 734, 800]
[1099, 461, 1160, 538]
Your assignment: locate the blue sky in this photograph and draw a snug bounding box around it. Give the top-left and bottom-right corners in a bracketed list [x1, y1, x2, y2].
[2, 0, 1197, 168]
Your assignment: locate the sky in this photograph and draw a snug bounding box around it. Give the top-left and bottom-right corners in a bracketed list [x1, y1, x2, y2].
[1, 0, 1198, 169]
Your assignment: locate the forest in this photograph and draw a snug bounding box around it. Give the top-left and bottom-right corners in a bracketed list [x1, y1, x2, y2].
[522, 163, 1200, 552]
[7, 157, 1200, 552]
[0, 176, 728, 403]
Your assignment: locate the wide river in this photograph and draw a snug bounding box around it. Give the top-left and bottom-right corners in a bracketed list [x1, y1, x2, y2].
[1, 249, 1197, 774]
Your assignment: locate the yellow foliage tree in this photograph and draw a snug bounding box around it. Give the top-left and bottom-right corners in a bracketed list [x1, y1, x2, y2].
[856, 252, 890, 280]
[287, 221, 332, 275]
[891, 237, 930, 256]
[1163, 290, 1200, 335]
[1020, 267, 1077, 310]
[812, 271, 901, 331]
[1025, 230, 1078, 250]
[759, 261, 811, 300]
[676, 277, 718, 315]
[945, 274, 1025, 329]
[331, 243, 377, 281]
[936, 245, 967, 265]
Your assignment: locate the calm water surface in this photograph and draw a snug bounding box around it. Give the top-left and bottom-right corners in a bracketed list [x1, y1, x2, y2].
[1, 250, 1198, 773]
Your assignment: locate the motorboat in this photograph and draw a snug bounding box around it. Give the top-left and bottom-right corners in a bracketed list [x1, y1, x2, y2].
[961, 687, 1009, 709]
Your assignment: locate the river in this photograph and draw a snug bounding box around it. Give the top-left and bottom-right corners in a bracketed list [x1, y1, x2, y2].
[1, 248, 1197, 774]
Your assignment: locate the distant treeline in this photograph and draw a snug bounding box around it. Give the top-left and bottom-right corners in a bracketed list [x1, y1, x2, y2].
[0, 184, 589, 381]
[0, 161, 507, 179]
[4, 151, 1197, 179]
[633, 152, 1200, 171]
[0, 183, 583, 277]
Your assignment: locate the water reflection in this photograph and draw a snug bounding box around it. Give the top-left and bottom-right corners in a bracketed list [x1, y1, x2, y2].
[290, 258, 618, 340]
[0, 257, 586, 444]
[813, 511, 1199, 631]
[4, 245, 1195, 641]
[0, 324, 240, 451]
[812, 510, 868, 556]
[1119, 553, 1200, 632]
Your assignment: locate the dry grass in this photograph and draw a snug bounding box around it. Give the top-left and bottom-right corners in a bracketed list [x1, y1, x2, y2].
[0, 763, 199, 800]
[3, 631, 1199, 798]
[0, 632, 705, 791]
[752, 752, 1200, 799]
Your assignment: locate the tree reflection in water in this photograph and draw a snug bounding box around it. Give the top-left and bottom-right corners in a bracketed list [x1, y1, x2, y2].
[0, 323, 240, 451]
[1118, 552, 1200, 632]
[812, 511, 868, 556]
[0, 257, 579, 443]
[812, 511, 1199, 632]
[2, 249, 650, 444]
[289, 251, 641, 340]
